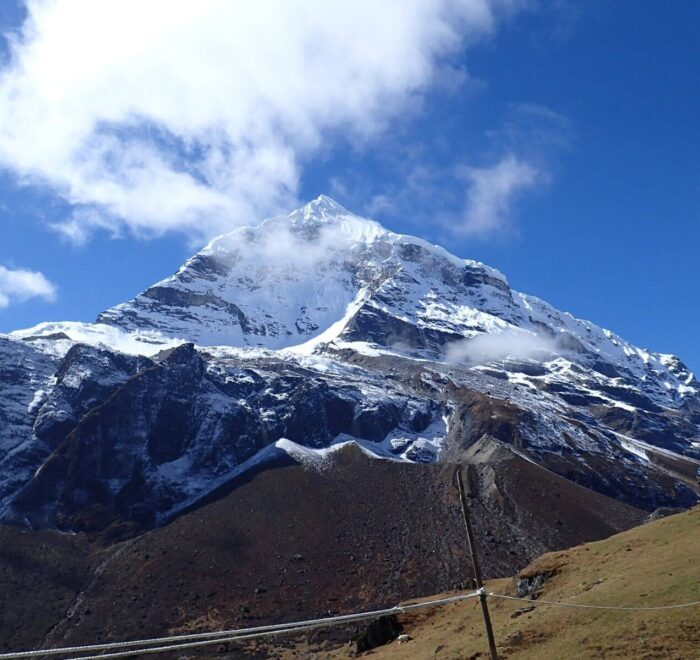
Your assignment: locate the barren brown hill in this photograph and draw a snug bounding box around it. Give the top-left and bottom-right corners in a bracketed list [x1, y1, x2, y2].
[0, 441, 645, 654]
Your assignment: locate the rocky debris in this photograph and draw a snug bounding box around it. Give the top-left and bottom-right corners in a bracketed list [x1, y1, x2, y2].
[355, 616, 402, 653]
[514, 571, 557, 599]
[645, 507, 685, 522]
[510, 606, 536, 619]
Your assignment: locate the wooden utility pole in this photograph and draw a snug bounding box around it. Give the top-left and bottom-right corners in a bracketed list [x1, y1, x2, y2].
[455, 466, 499, 660]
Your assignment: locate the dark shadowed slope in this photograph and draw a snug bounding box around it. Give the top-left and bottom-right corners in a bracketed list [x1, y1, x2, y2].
[0, 443, 643, 652]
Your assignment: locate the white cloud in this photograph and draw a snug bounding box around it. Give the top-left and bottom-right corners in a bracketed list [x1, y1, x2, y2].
[0, 0, 525, 243]
[445, 328, 555, 365]
[457, 154, 545, 238]
[0, 265, 57, 308]
[494, 103, 573, 164]
[329, 101, 569, 240]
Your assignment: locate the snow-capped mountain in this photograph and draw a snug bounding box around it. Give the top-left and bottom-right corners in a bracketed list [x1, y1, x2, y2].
[2, 196, 699, 531]
[96, 196, 695, 409]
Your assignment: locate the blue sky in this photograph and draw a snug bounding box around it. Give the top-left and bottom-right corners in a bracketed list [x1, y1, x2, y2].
[0, 1, 698, 372]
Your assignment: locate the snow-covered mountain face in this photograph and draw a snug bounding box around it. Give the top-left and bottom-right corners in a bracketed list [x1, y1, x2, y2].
[2, 197, 699, 531]
[97, 195, 697, 412]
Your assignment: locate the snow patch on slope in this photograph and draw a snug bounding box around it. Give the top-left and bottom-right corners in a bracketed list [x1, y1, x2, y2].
[284, 286, 371, 356]
[10, 321, 182, 357]
[275, 438, 383, 466]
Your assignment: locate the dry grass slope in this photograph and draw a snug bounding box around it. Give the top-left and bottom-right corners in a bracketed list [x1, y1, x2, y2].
[270, 506, 700, 659]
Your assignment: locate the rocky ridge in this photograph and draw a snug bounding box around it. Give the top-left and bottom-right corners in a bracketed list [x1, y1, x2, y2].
[1, 196, 699, 532]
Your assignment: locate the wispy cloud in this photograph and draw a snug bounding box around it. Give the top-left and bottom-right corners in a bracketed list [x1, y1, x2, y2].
[492, 103, 573, 164]
[0, 0, 527, 244]
[454, 103, 572, 238]
[338, 102, 572, 241]
[445, 328, 556, 365]
[456, 154, 545, 238]
[0, 265, 56, 308]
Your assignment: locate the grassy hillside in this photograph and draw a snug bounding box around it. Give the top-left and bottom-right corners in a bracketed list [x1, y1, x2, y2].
[270, 506, 700, 659]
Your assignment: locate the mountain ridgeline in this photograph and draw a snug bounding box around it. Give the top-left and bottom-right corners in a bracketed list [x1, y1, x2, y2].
[1, 196, 699, 535]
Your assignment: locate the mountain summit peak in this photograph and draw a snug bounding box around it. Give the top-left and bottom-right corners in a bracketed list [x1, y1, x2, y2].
[309, 193, 347, 211]
[292, 194, 353, 223]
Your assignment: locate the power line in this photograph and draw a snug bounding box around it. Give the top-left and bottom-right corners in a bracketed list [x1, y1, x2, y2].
[489, 593, 700, 611]
[2, 588, 698, 659]
[0, 592, 479, 660]
[8, 589, 699, 660]
[65, 624, 340, 660]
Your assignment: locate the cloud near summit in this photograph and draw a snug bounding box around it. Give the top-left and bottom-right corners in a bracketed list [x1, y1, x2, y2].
[0, 0, 526, 243]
